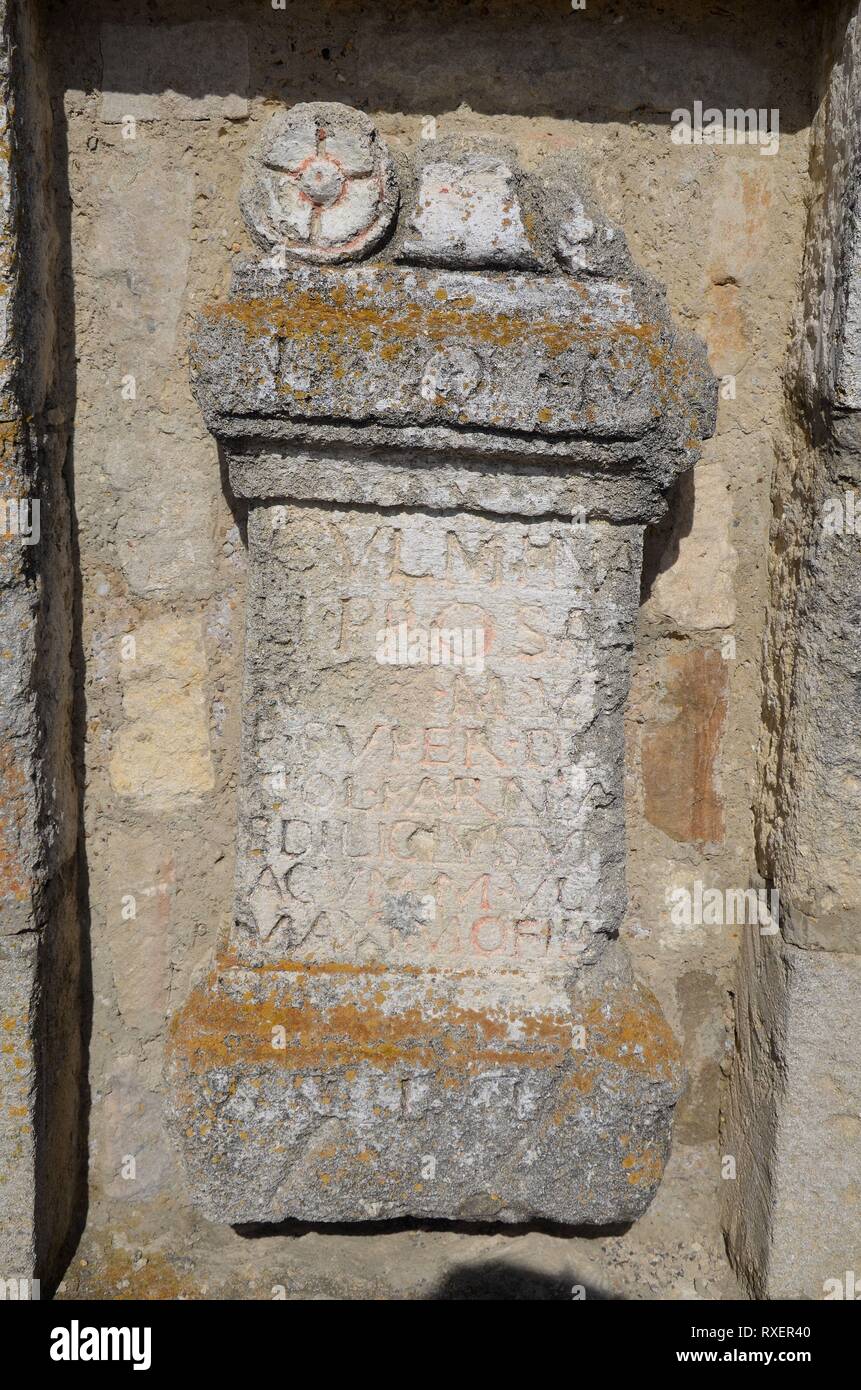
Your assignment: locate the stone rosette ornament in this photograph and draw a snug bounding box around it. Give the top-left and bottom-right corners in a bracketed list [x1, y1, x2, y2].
[240, 102, 399, 263]
[168, 103, 717, 1228]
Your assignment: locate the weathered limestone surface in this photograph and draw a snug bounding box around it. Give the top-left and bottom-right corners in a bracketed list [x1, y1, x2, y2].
[109, 614, 214, 804]
[192, 257, 712, 517]
[172, 957, 682, 1225]
[25, 0, 823, 1297]
[642, 648, 728, 847]
[168, 105, 715, 1226]
[726, 934, 861, 1301]
[402, 143, 538, 269]
[231, 507, 643, 964]
[0, 0, 80, 1285]
[725, 0, 861, 1299]
[766, 949, 861, 1295]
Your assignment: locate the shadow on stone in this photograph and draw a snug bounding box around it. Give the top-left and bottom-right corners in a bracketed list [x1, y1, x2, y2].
[640, 467, 696, 605]
[429, 1260, 620, 1300]
[233, 1215, 633, 1240]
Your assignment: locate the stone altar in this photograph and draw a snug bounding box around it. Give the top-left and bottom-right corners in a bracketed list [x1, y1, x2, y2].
[167, 104, 715, 1225]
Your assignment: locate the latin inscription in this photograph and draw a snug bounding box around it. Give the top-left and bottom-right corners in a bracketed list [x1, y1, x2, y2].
[232, 507, 639, 968]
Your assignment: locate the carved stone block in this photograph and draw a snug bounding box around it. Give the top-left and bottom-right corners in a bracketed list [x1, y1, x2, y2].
[167, 104, 716, 1226]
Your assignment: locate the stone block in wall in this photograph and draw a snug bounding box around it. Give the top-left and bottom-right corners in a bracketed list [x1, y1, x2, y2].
[97, 1057, 175, 1203]
[109, 615, 214, 804]
[86, 162, 193, 366]
[724, 928, 861, 1299]
[101, 826, 174, 1038]
[642, 648, 728, 846]
[645, 462, 737, 632]
[768, 946, 861, 1298]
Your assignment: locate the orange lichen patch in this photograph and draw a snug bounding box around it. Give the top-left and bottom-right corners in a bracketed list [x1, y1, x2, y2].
[582, 988, 683, 1083]
[0, 739, 30, 903]
[0, 418, 22, 443]
[168, 966, 681, 1105]
[200, 281, 664, 370]
[622, 1147, 664, 1187]
[170, 970, 576, 1076]
[539, 986, 682, 1135]
[550, 1066, 596, 1126]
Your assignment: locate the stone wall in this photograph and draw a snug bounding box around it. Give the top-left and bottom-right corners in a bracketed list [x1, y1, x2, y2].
[0, 0, 81, 1291]
[2, 0, 857, 1301]
[725, 0, 861, 1300]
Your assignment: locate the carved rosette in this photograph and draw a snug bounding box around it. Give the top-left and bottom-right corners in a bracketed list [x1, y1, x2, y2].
[240, 102, 399, 263]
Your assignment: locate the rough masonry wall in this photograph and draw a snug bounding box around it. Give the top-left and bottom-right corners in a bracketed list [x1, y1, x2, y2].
[725, 0, 861, 1300]
[42, 0, 815, 1298]
[0, 0, 80, 1289]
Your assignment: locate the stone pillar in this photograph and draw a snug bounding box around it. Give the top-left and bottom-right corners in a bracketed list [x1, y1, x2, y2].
[0, 0, 80, 1287]
[168, 105, 716, 1225]
[724, 1, 861, 1299]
